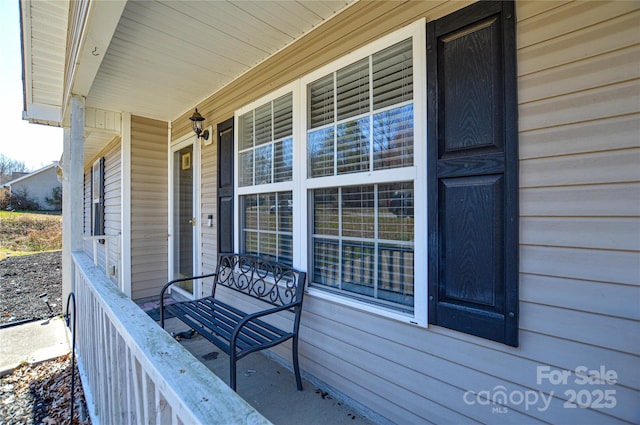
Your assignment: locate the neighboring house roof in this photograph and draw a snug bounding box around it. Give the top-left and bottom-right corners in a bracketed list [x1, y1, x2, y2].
[2, 162, 60, 187]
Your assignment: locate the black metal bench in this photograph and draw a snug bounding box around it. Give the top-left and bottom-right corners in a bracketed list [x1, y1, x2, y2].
[159, 253, 307, 391]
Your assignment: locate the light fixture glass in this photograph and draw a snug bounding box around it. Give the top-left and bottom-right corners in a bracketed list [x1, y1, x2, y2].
[189, 108, 209, 141]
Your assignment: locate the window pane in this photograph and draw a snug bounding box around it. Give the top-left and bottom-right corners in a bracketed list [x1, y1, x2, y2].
[259, 233, 277, 261]
[241, 195, 258, 229]
[255, 103, 272, 146]
[309, 75, 334, 129]
[313, 188, 338, 236]
[274, 94, 293, 139]
[373, 105, 414, 170]
[342, 242, 375, 297]
[308, 127, 334, 178]
[276, 191, 293, 232]
[337, 117, 370, 175]
[244, 231, 258, 256]
[313, 239, 340, 289]
[239, 151, 253, 187]
[311, 184, 414, 311]
[274, 138, 293, 182]
[241, 192, 292, 266]
[378, 182, 414, 240]
[276, 191, 293, 265]
[342, 185, 375, 239]
[239, 111, 254, 150]
[259, 193, 276, 232]
[254, 145, 272, 185]
[337, 58, 370, 121]
[378, 245, 414, 306]
[372, 38, 413, 110]
[279, 234, 293, 266]
[241, 194, 259, 257]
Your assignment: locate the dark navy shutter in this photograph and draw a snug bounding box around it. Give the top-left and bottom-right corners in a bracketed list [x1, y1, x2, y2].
[217, 117, 234, 254]
[427, 1, 518, 346]
[93, 157, 105, 242]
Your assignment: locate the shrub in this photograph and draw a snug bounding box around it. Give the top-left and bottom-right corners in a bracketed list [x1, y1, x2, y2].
[10, 189, 41, 211]
[0, 189, 9, 210]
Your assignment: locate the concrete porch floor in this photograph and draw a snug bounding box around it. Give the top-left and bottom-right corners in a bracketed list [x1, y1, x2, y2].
[162, 317, 378, 425]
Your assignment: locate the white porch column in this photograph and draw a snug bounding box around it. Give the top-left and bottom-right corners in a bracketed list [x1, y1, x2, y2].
[62, 95, 86, 303]
[61, 128, 72, 303]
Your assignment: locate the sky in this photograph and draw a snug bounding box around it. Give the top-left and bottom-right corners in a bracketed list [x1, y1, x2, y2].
[0, 0, 63, 172]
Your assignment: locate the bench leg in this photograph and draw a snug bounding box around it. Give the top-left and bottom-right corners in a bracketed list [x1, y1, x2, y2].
[293, 336, 303, 391]
[230, 351, 237, 391]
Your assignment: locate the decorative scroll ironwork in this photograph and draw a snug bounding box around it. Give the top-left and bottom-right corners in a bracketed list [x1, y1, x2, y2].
[214, 253, 301, 307]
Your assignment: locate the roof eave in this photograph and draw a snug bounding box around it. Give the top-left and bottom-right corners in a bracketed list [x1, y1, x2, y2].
[19, 0, 66, 127]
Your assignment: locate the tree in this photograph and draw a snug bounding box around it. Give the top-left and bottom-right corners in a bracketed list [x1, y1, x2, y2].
[46, 186, 62, 210]
[0, 154, 29, 184]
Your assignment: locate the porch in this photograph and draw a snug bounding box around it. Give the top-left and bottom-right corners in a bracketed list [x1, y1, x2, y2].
[70, 251, 378, 424]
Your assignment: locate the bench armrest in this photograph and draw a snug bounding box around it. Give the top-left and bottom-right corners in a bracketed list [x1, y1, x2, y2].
[231, 301, 303, 349]
[159, 272, 217, 327]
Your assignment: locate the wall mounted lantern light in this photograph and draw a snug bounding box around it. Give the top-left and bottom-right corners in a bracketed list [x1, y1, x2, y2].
[189, 108, 209, 141]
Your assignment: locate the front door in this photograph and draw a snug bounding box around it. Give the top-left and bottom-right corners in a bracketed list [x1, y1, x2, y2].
[170, 137, 200, 297]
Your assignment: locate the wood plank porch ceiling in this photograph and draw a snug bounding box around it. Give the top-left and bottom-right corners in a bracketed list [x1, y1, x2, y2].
[87, 0, 354, 122]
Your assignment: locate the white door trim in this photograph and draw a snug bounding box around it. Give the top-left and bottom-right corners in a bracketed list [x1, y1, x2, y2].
[168, 132, 201, 299]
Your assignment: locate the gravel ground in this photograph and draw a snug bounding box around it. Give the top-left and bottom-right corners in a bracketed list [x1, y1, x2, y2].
[0, 251, 90, 424]
[0, 251, 63, 326]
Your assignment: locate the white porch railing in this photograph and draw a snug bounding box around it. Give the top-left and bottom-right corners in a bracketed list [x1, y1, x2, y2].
[71, 252, 270, 425]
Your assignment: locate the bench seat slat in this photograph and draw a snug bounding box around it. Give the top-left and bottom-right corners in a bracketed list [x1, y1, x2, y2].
[184, 298, 287, 347]
[168, 301, 240, 350]
[195, 298, 289, 346]
[166, 298, 290, 353]
[197, 297, 290, 339]
[167, 302, 257, 352]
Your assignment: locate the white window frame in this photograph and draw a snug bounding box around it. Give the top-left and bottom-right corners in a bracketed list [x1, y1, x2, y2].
[233, 20, 427, 327]
[300, 20, 427, 327]
[234, 83, 301, 259]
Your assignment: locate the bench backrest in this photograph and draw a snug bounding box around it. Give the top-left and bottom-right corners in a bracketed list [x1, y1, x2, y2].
[213, 253, 306, 309]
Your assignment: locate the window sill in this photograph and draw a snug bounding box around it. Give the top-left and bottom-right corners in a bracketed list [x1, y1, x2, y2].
[306, 286, 425, 327]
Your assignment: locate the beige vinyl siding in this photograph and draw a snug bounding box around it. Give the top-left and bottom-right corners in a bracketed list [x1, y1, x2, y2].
[130, 116, 168, 300]
[517, 0, 639, 396]
[176, 1, 639, 423]
[200, 140, 217, 291]
[103, 139, 122, 286]
[81, 138, 122, 287]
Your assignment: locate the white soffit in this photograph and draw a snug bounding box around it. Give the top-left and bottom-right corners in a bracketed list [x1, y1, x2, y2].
[21, 0, 68, 125]
[86, 0, 354, 121]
